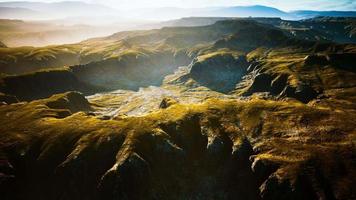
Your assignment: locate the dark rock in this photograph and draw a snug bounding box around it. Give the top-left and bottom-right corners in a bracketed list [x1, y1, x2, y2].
[279, 84, 319, 103]
[0, 93, 18, 104]
[242, 73, 274, 96]
[55, 109, 72, 118]
[0, 69, 97, 101]
[231, 138, 254, 164]
[189, 54, 249, 93]
[45, 91, 92, 113]
[206, 134, 233, 168]
[260, 173, 317, 200]
[213, 25, 288, 52]
[304, 54, 328, 66]
[98, 153, 151, 200]
[270, 74, 289, 95]
[97, 115, 111, 120]
[260, 174, 295, 200]
[327, 53, 356, 73]
[251, 157, 279, 184]
[224, 138, 260, 200]
[247, 61, 262, 73]
[159, 97, 178, 109]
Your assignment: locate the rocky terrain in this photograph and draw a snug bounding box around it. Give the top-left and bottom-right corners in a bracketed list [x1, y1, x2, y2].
[0, 18, 355, 200]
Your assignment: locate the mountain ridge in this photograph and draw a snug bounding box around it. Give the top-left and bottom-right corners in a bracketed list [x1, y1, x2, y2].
[0, 1, 355, 20]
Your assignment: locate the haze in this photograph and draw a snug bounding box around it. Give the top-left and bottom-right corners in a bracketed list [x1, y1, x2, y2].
[0, 0, 355, 47]
[0, 0, 355, 11]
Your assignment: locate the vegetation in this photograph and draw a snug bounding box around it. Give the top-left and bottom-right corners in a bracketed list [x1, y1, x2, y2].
[0, 17, 356, 200]
[0, 90, 355, 199]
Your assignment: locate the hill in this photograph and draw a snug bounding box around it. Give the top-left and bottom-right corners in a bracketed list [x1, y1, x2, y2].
[0, 18, 356, 200]
[292, 10, 356, 18]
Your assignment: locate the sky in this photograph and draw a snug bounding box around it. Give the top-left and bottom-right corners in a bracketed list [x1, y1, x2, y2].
[0, 0, 355, 11]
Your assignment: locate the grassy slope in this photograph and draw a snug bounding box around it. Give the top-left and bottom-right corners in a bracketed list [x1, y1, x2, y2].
[0, 91, 355, 199]
[0, 18, 356, 199]
[0, 19, 272, 75]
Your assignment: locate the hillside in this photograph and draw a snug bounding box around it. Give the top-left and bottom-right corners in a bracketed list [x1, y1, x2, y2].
[1, 17, 356, 76]
[0, 18, 356, 200]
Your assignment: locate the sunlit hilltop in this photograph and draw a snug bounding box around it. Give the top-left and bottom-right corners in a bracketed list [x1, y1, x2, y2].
[0, 1, 356, 200]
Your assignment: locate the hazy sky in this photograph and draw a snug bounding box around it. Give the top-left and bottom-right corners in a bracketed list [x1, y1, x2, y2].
[0, 0, 355, 11]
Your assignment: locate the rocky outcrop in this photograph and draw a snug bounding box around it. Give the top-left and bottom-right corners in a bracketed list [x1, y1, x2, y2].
[304, 53, 356, 73]
[70, 51, 183, 91]
[242, 73, 274, 96]
[327, 53, 356, 73]
[270, 74, 289, 95]
[45, 91, 92, 114]
[0, 69, 98, 101]
[279, 84, 319, 103]
[99, 153, 152, 200]
[159, 97, 178, 109]
[214, 24, 288, 52]
[189, 53, 249, 93]
[0, 93, 18, 104]
[1, 94, 356, 200]
[304, 54, 329, 66]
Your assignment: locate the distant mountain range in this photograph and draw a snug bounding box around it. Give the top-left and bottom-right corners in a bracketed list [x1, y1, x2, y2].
[0, 1, 117, 19]
[291, 10, 356, 18]
[0, 6, 44, 19]
[0, 1, 355, 20]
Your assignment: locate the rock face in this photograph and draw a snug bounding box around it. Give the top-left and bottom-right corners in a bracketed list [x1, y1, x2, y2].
[304, 53, 356, 73]
[0, 93, 18, 104]
[70, 52, 186, 91]
[242, 73, 274, 96]
[2, 96, 355, 200]
[189, 53, 249, 93]
[159, 97, 178, 109]
[279, 84, 319, 103]
[327, 53, 356, 73]
[0, 18, 356, 200]
[213, 24, 288, 52]
[304, 54, 329, 66]
[242, 72, 319, 103]
[45, 92, 92, 114]
[99, 153, 152, 200]
[0, 69, 98, 101]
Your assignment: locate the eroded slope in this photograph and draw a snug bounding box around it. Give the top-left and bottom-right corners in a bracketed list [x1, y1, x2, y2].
[0, 91, 355, 200]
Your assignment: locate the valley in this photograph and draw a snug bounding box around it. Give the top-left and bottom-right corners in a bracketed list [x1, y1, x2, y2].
[0, 14, 356, 200]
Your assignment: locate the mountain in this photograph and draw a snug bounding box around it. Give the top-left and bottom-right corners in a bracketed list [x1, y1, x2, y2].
[149, 17, 233, 29]
[121, 5, 356, 20]
[1, 18, 356, 199]
[0, 1, 356, 21]
[0, 1, 118, 19]
[292, 10, 356, 18]
[0, 6, 44, 19]
[132, 5, 294, 20]
[214, 5, 292, 18]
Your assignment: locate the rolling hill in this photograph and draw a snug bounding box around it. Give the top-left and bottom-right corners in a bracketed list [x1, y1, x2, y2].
[0, 17, 356, 200]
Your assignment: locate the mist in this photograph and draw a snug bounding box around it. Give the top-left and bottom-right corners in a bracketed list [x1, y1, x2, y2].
[0, 0, 355, 47]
